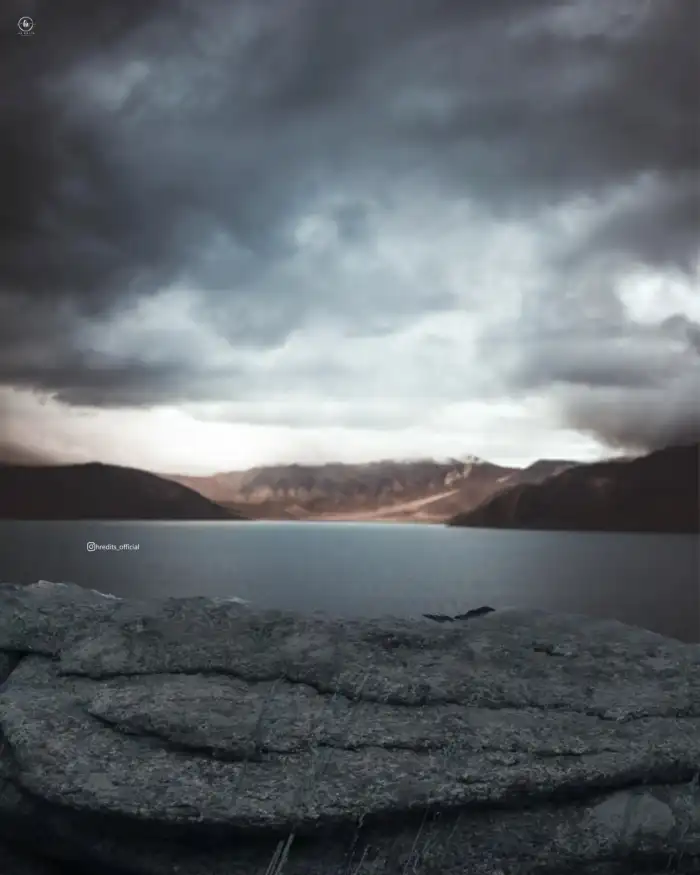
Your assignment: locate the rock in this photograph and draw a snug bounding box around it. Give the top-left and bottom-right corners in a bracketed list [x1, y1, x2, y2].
[0, 580, 699, 874]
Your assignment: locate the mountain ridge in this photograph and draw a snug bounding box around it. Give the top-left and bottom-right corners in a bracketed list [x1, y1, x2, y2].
[163, 456, 578, 522]
[448, 443, 699, 533]
[0, 462, 248, 520]
[1, 447, 695, 528]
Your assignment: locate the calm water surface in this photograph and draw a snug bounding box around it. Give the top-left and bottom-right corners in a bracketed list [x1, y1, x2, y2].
[1, 521, 697, 642]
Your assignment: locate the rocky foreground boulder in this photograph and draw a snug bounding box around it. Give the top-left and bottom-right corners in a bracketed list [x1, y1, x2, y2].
[0, 581, 698, 874]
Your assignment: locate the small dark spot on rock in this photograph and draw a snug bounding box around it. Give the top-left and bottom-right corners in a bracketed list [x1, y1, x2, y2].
[453, 606, 495, 621]
[423, 606, 495, 623]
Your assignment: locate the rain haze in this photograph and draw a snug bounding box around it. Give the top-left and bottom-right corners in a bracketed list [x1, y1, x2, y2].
[1, 0, 698, 474]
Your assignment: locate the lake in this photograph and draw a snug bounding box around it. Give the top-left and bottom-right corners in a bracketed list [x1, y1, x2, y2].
[0, 521, 697, 642]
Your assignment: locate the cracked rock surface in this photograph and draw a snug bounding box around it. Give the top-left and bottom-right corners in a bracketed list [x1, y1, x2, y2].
[0, 580, 698, 874]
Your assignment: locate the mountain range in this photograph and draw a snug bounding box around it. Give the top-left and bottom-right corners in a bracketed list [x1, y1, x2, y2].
[0, 445, 696, 531]
[165, 457, 574, 522]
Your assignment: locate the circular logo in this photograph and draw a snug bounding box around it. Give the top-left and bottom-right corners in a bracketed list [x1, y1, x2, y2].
[18, 17, 34, 33]
[86, 541, 96, 552]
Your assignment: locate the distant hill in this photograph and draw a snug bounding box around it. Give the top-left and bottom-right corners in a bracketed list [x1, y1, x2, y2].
[0, 462, 249, 520]
[165, 457, 579, 523]
[448, 444, 699, 534]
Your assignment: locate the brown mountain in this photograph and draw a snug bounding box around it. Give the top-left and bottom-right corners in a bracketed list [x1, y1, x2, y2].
[166, 456, 577, 522]
[0, 462, 248, 520]
[449, 444, 700, 534]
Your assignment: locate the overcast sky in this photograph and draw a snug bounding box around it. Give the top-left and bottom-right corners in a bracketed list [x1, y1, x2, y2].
[1, 0, 698, 473]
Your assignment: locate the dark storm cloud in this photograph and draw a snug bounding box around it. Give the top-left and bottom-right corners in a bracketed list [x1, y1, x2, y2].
[512, 317, 700, 390]
[491, 310, 700, 450]
[2, 354, 237, 409]
[3, 0, 695, 299]
[558, 173, 700, 274]
[564, 375, 700, 454]
[0, 0, 698, 449]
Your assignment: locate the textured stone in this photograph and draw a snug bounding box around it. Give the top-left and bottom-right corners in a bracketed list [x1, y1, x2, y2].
[0, 580, 698, 874]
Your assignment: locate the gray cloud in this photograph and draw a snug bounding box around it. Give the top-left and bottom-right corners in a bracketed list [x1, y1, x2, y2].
[564, 371, 700, 453]
[0, 0, 698, 457]
[484, 287, 700, 450]
[509, 314, 700, 390]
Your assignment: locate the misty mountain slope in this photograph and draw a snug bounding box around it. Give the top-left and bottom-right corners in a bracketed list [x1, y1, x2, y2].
[514, 460, 577, 485]
[166, 457, 525, 521]
[449, 444, 700, 533]
[0, 463, 249, 520]
[0, 442, 55, 466]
